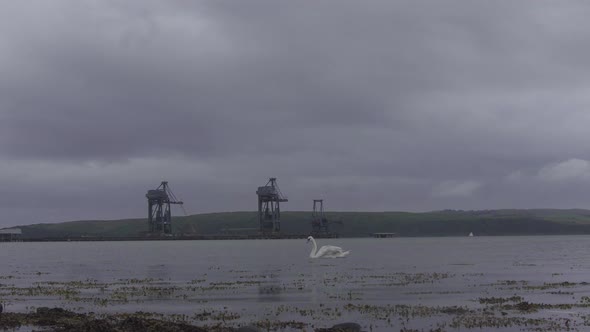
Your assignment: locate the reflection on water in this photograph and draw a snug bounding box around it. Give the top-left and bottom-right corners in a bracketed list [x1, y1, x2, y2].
[146, 264, 169, 281]
[256, 267, 283, 302]
[2, 236, 590, 331]
[258, 282, 283, 301]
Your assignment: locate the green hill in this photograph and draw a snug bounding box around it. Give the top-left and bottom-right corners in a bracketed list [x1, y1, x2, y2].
[14, 209, 590, 239]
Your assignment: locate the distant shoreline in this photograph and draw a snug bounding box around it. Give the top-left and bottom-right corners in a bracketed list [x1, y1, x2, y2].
[10, 209, 590, 240]
[8, 232, 590, 243]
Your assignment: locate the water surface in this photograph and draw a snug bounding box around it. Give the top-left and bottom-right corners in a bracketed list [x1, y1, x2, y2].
[2, 236, 590, 331]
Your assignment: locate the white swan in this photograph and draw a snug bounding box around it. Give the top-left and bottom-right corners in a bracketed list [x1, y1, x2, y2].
[307, 236, 350, 258]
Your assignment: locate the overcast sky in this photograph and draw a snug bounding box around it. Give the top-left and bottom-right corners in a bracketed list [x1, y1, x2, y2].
[2, 1, 590, 227]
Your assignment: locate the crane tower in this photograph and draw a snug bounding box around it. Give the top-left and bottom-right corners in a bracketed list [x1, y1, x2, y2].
[256, 177, 288, 234]
[311, 199, 342, 235]
[146, 181, 184, 235]
[311, 199, 329, 234]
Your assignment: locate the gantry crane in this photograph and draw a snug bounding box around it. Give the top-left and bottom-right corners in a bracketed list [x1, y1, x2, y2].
[256, 177, 288, 233]
[146, 181, 184, 235]
[311, 199, 342, 235]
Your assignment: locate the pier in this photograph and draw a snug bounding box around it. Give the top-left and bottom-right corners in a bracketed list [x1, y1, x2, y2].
[371, 232, 398, 238]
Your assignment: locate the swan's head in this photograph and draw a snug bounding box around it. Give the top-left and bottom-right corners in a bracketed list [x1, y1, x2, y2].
[306, 236, 313, 243]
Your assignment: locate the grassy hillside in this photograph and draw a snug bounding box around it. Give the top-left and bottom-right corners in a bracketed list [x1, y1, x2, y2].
[14, 209, 590, 239]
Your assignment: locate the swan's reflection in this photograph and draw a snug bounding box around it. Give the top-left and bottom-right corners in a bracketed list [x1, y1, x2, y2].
[257, 269, 283, 302]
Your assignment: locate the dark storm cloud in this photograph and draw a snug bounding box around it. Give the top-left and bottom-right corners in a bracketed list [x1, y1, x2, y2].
[1, 1, 590, 226]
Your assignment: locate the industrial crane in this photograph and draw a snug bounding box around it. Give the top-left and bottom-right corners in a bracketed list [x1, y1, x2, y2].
[146, 181, 184, 235]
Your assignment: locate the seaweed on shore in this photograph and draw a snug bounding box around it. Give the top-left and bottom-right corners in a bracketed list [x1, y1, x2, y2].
[0, 307, 212, 332]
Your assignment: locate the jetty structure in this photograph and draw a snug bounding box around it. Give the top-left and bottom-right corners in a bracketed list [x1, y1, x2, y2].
[145, 181, 184, 235]
[371, 232, 398, 238]
[0, 228, 22, 242]
[256, 177, 288, 234]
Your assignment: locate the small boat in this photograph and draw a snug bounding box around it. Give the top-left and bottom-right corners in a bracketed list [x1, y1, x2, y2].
[468, 232, 474, 237]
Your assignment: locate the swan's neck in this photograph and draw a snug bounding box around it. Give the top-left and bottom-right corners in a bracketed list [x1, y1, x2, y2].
[309, 238, 317, 258]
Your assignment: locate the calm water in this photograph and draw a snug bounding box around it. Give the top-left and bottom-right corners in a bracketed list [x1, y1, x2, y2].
[2, 236, 590, 331]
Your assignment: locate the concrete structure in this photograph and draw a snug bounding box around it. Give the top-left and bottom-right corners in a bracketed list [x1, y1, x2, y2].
[0, 228, 22, 242]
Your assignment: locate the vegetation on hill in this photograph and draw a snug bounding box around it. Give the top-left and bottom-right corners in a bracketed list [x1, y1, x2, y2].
[15, 209, 590, 239]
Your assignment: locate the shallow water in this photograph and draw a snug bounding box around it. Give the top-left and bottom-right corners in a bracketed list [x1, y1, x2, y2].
[2, 235, 590, 331]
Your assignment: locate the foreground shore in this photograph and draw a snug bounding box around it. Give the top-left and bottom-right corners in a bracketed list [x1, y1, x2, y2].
[0, 307, 362, 332]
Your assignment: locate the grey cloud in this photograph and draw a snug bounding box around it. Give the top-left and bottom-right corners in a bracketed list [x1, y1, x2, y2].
[1, 1, 590, 226]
